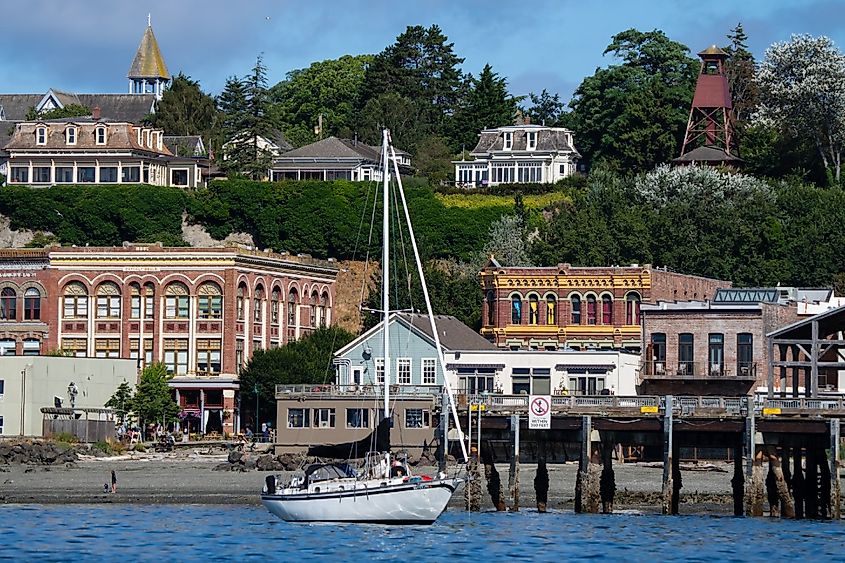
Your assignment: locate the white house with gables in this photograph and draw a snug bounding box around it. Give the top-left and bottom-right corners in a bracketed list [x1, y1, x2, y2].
[453, 124, 581, 187]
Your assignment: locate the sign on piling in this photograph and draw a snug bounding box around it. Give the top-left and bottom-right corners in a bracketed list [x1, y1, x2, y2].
[528, 395, 551, 430]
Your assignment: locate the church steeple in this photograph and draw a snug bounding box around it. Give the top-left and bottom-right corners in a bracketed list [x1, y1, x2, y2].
[127, 16, 170, 100]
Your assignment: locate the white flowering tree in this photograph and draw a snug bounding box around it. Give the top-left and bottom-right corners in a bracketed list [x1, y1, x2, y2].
[757, 35, 845, 183]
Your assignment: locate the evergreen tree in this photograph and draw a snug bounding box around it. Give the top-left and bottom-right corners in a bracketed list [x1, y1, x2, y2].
[129, 363, 179, 429]
[723, 23, 758, 146]
[524, 89, 565, 126]
[451, 64, 520, 150]
[152, 73, 219, 152]
[105, 381, 133, 426]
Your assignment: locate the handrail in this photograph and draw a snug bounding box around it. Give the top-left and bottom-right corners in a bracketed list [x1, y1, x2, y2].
[274, 384, 443, 398]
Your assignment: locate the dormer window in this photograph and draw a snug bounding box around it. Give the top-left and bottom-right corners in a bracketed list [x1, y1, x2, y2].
[95, 126, 106, 145]
[65, 126, 77, 145]
[503, 132, 513, 150]
[36, 126, 47, 145]
[527, 131, 537, 150]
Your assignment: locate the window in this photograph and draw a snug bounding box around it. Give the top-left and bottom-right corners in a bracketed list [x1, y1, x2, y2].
[532, 368, 552, 395]
[77, 167, 95, 183]
[95, 339, 120, 358]
[626, 292, 641, 325]
[546, 295, 556, 325]
[528, 294, 539, 325]
[313, 408, 336, 428]
[287, 288, 298, 326]
[737, 333, 754, 376]
[458, 367, 496, 394]
[375, 358, 385, 384]
[171, 169, 189, 186]
[512, 368, 530, 394]
[165, 283, 189, 319]
[129, 339, 153, 367]
[254, 286, 264, 322]
[405, 409, 430, 428]
[65, 127, 76, 145]
[351, 366, 363, 385]
[586, 295, 597, 325]
[527, 131, 537, 150]
[0, 339, 15, 355]
[486, 291, 495, 326]
[568, 374, 606, 396]
[397, 358, 411, 385]
[56, 167, 74, 183]
[163, 339, 189, 375]
[196, 339, 222, 375]
[601, 295, 613, 325]
[287, 408, 310, 428]
[651, 333, 667, 372]
[319, 292, 329, 326]
[0, 380, 4, 396]
[708, 333, 724, 375]
[22, 338, 40, 356]
[271, 288, 280, 324]
[253, 339, 263, 353]
[143, 283, 155, 319]
[95, 127, 106, 145]
[100, 167, 118, 183]
[678, 333, 694, 375]
[237, 284, 246, 321]
[346, 408, 369, 428]
[422, 358, 436, 385]
[122, 166, 140, 183]
[236, 340, 244, 374]
[309, 291, 318, 327]
[503, 132, 513, 150]
[128, 284, 141, 318]
[0, 415, 3, 435]
[36, 126, 47, 145]
[0, 288, 16, 320]
[33, 167, 51, 183]
[10, 167, 28, 183]
[61, 338, 87, 357]
[96, 282, 120, 318]
[570, 295, 581, 324]
[62, 282, 88, 318]
[198, 282, 222, 319]
[511, 294, 522, 325]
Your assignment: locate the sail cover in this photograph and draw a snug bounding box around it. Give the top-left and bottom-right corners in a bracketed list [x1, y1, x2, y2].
[307, 415, 391, 459]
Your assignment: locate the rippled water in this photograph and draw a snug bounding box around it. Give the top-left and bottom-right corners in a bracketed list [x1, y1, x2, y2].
[1, 504, 842, 562]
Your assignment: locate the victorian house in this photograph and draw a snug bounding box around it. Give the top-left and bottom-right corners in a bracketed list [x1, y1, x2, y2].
[453, 124, 581, 187]
[269, 136, 412, 182]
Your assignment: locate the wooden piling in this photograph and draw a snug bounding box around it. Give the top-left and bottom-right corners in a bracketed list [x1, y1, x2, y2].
[575, 415, 599, 513]
[480, 445, 506, 511]
[662, 396, 674, 515]
[600, 440, 616, 514]
[731, 443, 744, 516]
[830, 419, 841, 520]
[805, 447, 819, 519]
[508, 414, 520, 512]
[464, 447, 482, 512]
[743, 412, 764, 516]
[535, 434, 549, 513]
[793, 448, 805, 519]
[769, 447, 795, 518]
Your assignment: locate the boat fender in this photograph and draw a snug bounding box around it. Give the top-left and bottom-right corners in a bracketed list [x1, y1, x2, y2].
[265, 474, 276, 495]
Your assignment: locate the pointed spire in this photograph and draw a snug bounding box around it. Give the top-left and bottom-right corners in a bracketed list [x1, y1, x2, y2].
[127, 19, 170, 80]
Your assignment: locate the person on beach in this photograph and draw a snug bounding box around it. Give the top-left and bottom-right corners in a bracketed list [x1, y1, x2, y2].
[110, 470, 117, 494]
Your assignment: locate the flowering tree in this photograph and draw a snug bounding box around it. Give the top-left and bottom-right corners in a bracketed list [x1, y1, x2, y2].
[757, 35, 845, 183]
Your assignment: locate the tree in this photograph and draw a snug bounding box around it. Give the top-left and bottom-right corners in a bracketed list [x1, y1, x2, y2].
[270, 55, 372, 147]
[450, 64, 521, 150]
[569, 29, 698, 171]
[105, 381, 133, 426]
[724, 23, 758, 136]
[130, 363, 179, 429]
[238, 326, 356, 429]
[25, 104, 90, 120]
[357, 92, 428, 151]
[483, 213, 532, 267]
[524, 89, 565, 126]
[414, 135, 453, 185]
[757, 34, 845, 184]
[152, 73, 219, 151]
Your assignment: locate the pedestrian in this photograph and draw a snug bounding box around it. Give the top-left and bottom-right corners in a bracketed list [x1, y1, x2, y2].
[110, 469, 117, 494]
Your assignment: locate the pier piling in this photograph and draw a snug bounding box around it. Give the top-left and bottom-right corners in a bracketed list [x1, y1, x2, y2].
[575, 415, 600, 513]
[508, 415, 520, 512]
[535, 434, 549, 513]
[830, 419, 841, 520]
[600, 439, 615, 514]
[731, 442, 744, 516]
[662, 396, 675, 515]
[480, 445, 506, 511]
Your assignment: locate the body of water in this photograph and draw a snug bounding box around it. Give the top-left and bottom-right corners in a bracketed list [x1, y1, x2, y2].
[1, 504, 842, 561]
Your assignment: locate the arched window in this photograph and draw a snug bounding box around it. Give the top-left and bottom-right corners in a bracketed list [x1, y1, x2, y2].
[288, 288, 298, 326]
[586, 295, 597, 325]
[36, 126, 47, 145]
[310, 290, 319, 327]
[570, 295, 581, 325]
[319, 292, 329, 327]
[143, 282, 155, 319]
[24, 287, 41, 321]
[511, 294, 522, 325]
[165, 282, 189, 319]
[96, 282, 121, 318]
[198, 282, 223, 319]
[62, 282, 88, 319]
[0, 287, 16, 320]
[254, 285, 265, 322]
[626, 292, 641, 325]
[486, 290, 496, 326]
[237, 283, 246, 321]
[95, 126, 106, 145]
[601, 294, 613, 325]
[528, 294, 539, 325]
[546, 295, 556, 325]
[271, 288, 281, 324]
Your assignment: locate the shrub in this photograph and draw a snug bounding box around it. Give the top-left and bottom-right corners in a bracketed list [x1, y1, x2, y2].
[131, 443, 146, 453]
[53, 432, 79, 444]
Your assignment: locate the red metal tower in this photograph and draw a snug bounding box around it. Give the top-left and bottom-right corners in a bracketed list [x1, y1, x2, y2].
[675, 45, 740, 165]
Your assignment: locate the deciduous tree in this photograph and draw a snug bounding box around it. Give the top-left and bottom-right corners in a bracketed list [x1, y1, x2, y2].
[130, 363, 179, 428]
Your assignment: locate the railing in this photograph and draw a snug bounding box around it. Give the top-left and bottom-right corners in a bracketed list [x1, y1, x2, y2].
[640, 361, 757, 380]
[274, 384, 443, 398]
[764, 397, 845, 412]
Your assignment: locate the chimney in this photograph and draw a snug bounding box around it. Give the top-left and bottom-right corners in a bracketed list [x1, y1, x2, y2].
[92, 106, 101, 120]
[524, 115, 531, 125]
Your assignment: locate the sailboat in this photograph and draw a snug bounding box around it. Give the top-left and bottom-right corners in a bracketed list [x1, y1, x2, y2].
[260, 129, 467, 524]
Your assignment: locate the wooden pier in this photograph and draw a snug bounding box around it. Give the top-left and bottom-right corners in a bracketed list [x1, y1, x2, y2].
[457, 394, 843, 519]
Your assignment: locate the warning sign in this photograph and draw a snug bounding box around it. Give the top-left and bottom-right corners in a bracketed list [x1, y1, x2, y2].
[528, 395, 551, 430]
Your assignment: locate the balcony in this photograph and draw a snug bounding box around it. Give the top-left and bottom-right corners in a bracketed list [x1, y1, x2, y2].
[638, 361, 757, 396]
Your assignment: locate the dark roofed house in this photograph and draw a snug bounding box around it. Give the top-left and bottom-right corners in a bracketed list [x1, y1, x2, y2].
[269, 136, 412, 182]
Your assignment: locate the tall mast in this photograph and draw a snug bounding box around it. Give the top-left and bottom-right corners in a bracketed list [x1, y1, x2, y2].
[381, 129, 390, 420]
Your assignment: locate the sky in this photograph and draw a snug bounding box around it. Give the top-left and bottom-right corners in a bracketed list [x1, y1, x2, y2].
[1, 0, 844, 103]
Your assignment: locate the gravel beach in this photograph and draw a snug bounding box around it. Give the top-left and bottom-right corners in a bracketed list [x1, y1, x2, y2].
[0, 447, 737, 513]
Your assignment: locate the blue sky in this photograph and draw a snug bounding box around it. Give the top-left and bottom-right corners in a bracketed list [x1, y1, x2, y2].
[1, 0, 844, 103]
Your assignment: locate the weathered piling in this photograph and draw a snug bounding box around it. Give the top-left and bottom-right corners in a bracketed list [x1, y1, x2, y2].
[830, 419, 841, 520]
[600, 440, 616, 514]
[731, 443, 744, 516]
[805, 448, 819, 519]
[768, 447, 795, 518]
[508, 415, 520, 512]
[661, 396, 675, 515]
[480, 445, 507, 511]
[464, 447, 482, 512]
[535, 434, 549, 513]
[744, 413, 764, 517]
[575, 415, 600, 513]
[792, 448, 805, 519]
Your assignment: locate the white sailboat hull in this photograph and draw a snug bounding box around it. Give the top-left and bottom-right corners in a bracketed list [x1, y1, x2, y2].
[261, 477, 460, 524]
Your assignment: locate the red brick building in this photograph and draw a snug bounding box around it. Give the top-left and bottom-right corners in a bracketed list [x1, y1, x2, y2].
[0, 245, 338, 434]
[479, 260, 727, 351]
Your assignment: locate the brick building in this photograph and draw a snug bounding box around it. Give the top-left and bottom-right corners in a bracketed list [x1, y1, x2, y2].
[479, 260, 727, 351]
[0, 245, 338, 435]
[639, 288, 834, 395]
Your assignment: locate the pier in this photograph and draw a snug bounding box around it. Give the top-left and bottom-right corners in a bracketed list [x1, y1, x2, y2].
[458, 394, 844, 519]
